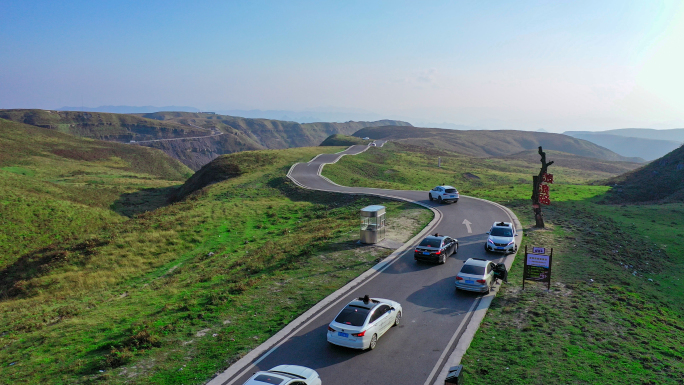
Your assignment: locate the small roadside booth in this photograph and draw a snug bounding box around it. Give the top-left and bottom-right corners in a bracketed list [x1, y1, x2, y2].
[360, 205, 386, 244]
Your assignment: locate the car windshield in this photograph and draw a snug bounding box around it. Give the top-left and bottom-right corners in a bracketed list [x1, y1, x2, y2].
[490, 227, 513, 237]
[419, 238, 441, 247]
[460, 264, 485, 275]
[334, 305, 371, 326]
[445, 188, 457, 193]
[253, 374, 285, 384]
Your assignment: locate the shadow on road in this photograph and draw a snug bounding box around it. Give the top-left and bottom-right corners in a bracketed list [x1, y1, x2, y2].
[405, 276, 484, 316]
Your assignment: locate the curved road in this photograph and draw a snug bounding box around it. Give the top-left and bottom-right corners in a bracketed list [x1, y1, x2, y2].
[210, 142, 522, 385]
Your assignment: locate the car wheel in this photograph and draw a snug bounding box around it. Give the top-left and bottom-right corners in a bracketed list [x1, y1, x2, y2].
[394, 311, 402, 326]
[429, 194, 433, 201]
[454, 243, 459, 254]
[484, 244, 489, 252]
[369, 334, 378, 350]
[439, 255, 446, 264]
[437, 196, 443, 204]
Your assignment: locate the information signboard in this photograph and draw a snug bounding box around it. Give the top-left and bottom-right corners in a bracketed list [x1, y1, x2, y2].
[523, 246, 553, 290]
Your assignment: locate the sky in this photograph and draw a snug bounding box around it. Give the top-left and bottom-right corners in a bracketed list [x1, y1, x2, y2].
[1, 0, 683, 132]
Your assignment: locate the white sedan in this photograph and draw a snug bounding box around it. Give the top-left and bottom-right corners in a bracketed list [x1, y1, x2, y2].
[327, 295, 402, 350]
[242, 365, 322, 385]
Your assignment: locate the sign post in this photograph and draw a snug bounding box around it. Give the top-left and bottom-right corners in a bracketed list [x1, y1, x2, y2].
[523, 245, 553, 290]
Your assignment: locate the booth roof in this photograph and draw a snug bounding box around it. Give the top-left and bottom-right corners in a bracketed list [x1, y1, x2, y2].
[361, 205, 386, 212]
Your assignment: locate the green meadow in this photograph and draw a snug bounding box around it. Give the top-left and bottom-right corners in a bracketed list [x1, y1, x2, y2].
[323, 142, 684, 384]
[1, 121, 433, 384]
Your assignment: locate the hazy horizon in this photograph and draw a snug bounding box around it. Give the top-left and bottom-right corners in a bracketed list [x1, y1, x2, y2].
[2, 1, 684, 133]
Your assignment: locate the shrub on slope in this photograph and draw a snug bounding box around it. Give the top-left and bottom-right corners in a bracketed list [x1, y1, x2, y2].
[319, 134, 371, 146]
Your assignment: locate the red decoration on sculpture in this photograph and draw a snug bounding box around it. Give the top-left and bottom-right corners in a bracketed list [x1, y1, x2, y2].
[539, 184, 549, 194]
[539, 196, 551, 205]
[542, 173, 554, 184]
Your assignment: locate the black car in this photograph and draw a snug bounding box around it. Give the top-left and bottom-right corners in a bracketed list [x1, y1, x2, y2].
[414, 235, 458, 264]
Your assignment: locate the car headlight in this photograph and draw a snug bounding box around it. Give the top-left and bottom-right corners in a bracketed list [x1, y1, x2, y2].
[507, 241, 515, 246]
[488, 239, 494, 244]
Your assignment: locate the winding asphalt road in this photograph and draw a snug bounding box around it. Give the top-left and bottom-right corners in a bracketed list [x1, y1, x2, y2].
[209, 142, 522, 385]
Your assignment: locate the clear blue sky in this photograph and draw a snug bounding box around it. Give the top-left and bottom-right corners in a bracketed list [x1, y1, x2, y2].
[1, 0, 683, 131]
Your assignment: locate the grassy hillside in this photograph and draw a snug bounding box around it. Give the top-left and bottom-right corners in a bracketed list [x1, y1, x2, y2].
[605, 144, 684, 203]
[563, 132, 681, 161]
[0, 109, 207, 142]
[0, 142, 432, 384]
[352, 126, 643, 163]
[321, 142, 640, 194]
[503, 150, 641, 175]
[322, 142, 684, 384]
[0, 118, 193, 263]
[319, 134, 371, 146]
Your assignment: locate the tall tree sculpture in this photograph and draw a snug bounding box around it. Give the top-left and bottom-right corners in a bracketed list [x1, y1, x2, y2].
[531, 146, 554, 228]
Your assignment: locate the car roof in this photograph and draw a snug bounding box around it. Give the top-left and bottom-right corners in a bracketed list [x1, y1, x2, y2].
[463, 258, 492, 267]
[423, 235, 448, 241]
[437, 185, 456, 189]
[269, 365, 317, 380]
[346, 297, 382, 310]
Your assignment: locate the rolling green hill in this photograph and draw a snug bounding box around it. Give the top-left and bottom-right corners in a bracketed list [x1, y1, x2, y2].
[0, 118, 192, 264]
[0, 136, 431, 383]
[352, 126, 644, 163]
[502, 149, 641, 175]
[605, 143, 684, 203]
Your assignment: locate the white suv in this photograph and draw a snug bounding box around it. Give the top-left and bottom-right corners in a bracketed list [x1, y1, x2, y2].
[485, 222, 517, 254]
[428, 185, 459, 204]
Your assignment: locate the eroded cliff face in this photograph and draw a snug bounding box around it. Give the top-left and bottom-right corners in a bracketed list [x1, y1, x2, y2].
[0, 109, 412, 171]
[136, 119, 412, 170]
[139, 133, 264, 171]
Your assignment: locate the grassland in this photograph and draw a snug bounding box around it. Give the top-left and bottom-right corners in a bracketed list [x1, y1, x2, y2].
[323, 142, 684, 384]
[0, 126, 432, 384]
[0, 118, 192, 265]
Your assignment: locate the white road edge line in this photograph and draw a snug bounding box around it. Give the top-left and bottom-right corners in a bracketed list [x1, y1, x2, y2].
[432, 197, 522, 385]
[211, 144, 443, 385]
[210, 141, 522, 385]
[421, 298, 479, 385]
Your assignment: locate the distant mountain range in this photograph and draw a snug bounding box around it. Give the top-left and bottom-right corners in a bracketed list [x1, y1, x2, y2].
[582, 128, 684, 141]
[57, 105, 201, 114]
[56, 105, 393, 124]
[1, 109, 411, 170]
[564, 129, 684, 161]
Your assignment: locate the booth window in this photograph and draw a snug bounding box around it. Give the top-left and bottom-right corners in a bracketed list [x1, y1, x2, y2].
[361, 216, 378, 231]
